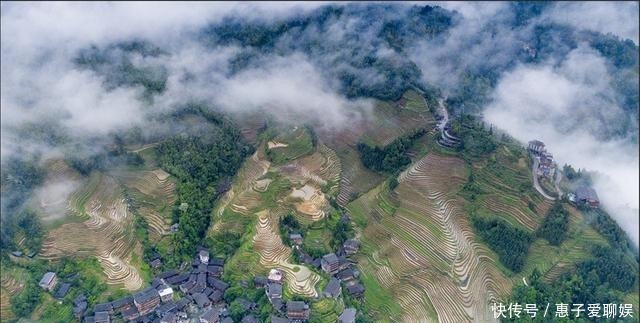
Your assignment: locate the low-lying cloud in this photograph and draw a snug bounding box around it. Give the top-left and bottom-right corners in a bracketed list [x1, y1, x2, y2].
[1, 2, 638, 246]
[546, 2, 639, 44]
[0, 2, 368, 161]
[484, 45, 639, 244]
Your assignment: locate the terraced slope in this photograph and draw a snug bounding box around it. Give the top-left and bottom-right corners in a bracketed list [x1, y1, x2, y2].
[469, 146, 550, 232]
[350, 154, 512, 322]
[111, 169, 176, 237]
[40, 174, 143, 291]
[0, 273, 24, 322]
[320, 90, 435, 207]
[212, 142, 327, 298]
[252, 208, 321, 297]
[29, 160, 83, 223]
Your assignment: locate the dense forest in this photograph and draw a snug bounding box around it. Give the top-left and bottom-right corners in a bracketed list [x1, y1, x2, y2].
[537, 202, 569, 246]
[155, 109, 254, 261]
[0, 157, 45, 253]
[471, 215, 533, 273]
[357, 129, 426, 173]
[74, 40, 168, 97]
[507, 244, 638, 323]
[451, 115, 498, 160]
[201, 4, 455, 101]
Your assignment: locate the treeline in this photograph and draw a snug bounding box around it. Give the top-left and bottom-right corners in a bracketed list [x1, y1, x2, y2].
[155, 112, 253, 261]
[471, 215, 532, 272]
[74, 40, 168, 96]
[536, 202, 569, 246]
[0, 156, 45, 253]
[201, 4, 455, 101]
[506, 245, 638, 323]
[278, 213, 302, 247]
[357, 129, 426, 173]
[583, 208, 637, 259]
[452, 115, 498, 160]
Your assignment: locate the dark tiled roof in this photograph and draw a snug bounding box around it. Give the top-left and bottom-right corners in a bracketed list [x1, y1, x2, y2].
[343, 239, 359, 249]
[271, 298, 283, 311]
[94, 311, 109, 322]
[241, 315, 259, 323]
[346, 283, 365, 295]
[156, 301, 177, 315]
[576, 186, 599, 201]
[322, 253, 339, 264]
[209, 257, 225, 266]
[209, 289, 224, 303]
[73, 294, 87, 306]
[175, 298, 190, 310]
[134, 287, 159, 305]
[194, 293, 211, 308]
[323, 278, 341, 298]
[54, 283, 71, 299]
[268, 283, 282, 297]
[254, 276, 268, 286]
[338, 308, 357, 323]
[203, 287, 214, 297]
[112, 295, 133, 309]
[207, 265, 223, 275]
[207, 277, 229, 291]
[157, 270, 179, 280]
[164, 273, 189, 285]
[200, 308, 219, 322]
[287, 301, 308, 312]
[336, 268, 355, 281]
[93, 302, 113, 312]
[152, 278, 163, 288]
[121, 307, 139, 319]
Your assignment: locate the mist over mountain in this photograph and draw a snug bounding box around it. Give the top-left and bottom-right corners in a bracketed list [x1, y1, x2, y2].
[1, 1, 638, 244]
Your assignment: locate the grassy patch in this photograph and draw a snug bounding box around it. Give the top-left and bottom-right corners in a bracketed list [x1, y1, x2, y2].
[265, 126, 314, 165]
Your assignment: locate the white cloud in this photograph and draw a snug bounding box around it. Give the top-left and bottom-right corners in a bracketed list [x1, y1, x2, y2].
[484, 46, 639, 245]
[547, 2, 639, 44]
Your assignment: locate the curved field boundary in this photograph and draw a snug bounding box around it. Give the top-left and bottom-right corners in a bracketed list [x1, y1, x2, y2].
[40, 174, 143, 291]
[353, 154, 512, 322]
[252, 209, 320, 297]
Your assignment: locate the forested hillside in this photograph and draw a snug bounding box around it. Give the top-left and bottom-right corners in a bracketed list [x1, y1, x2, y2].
[1, 2, 638, 323]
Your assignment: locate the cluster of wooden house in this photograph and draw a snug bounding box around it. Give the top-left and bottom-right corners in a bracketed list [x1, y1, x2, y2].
[528, 140, 556, 178]
[319, 239, 365, 300]
[568, 185, 600, 208]
[252, 234, 362, 322]
[38, 271, 73, 304]
[80, 248, 237, 323]
[254, 268, 311, 322]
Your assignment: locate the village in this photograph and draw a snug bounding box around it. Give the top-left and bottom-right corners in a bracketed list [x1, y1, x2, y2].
[35, 233, 363, 323]
[527, 140, 599, 208]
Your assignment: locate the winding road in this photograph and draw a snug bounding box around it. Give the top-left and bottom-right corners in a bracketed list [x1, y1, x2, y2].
[531, 157, 556, 200]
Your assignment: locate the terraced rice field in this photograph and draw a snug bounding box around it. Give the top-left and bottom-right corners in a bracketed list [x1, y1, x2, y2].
[252, 209, 321, 297]
[30, 160, 83, 223]
[469, 148, 550, 232]
[350, 154, 512, 322]
[210, 146, 323, 298]
[266, 126, 314, 164]
[39, 174, 143, 291]
[111, 169, 176, 237]
[334, 147, 384, 207]
[0, 273, 24, 322]
[289, 184, 327, 221]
